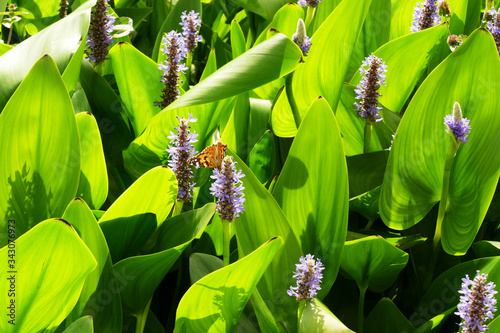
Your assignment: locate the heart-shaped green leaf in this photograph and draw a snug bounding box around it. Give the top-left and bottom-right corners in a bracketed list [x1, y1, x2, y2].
[0, 219, 97, 333]
[0, 55, 80, 246]
[273, 97, 349, 297]
[379, 29, 500, 255]
[364, 298, 415, 333]
[174, 236, 283, 332]
[299, 299, 355, 333]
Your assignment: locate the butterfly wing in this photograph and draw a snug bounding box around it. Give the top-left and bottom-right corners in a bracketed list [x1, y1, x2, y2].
[188, 142, 227, 169]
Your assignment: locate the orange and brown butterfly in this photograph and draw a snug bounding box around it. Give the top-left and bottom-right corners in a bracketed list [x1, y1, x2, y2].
[188, 142, 227, 169]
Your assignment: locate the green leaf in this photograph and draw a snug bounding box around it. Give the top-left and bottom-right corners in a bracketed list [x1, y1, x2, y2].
[340, 236, 409, 292]
[62, 316, 94, 333]
[0, 219, 97, 333]
[0, 0, 94, 110]
[189, 252, 223, 284]
[0, 43, 13, 56]
[231, 0, 288, 20]
[472, 241, 500, 258]
[167, 33, 301, 110]
[152, 0, 201, 61]
[108, 42, 164, 136]
[61, 198, 122, 333]
[76, 112, 108, 210]
[0, 55, 80, 246]
[62, 37, 87, 97]
[231, 151, 303, 331]
[231, 20, 246, 58]
[174, 236, 284, 332]
[291, 0, 372, 121]
[99, 166, 178, 263]
[379, 29, 500, 255]
[365, 298, 415, 333]
[347, 151, 389, 198]
[247, 130, 276, 184]
[299, 299, 355, 333]
[114, 203, 215, 318]
[273, 97, 349, 297]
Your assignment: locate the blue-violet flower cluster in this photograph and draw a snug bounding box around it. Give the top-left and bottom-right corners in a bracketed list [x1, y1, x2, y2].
[156, 31, 188, 109]
[166, 114, 198, 202]
[209, 156, 245, 222]
[410, 0, 442, 32]
[293, 19, 312, 61]
[455, 271, 497, 332]
[180, 10, 203, 53]
[486, 7, 500, 54]
[354, 54, 387, 122]
[288, 254, 325, 301]
[444, 102, 471, 144]
[86, 0, 115, 65]
[297, 0, 323, 8]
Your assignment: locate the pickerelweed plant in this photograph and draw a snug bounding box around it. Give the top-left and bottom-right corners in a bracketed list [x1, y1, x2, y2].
[410, 0, 442, 32]
[456, 271, 497, 332]
[210, 155, 245, 266]
[180, 10, 202, 83]
[354, 54, 387, 154]
[86, 0, 115, 67]
[425, 102, 471, 288]
[156, 31, 188, 109]
[166, 114, 198, 214]
[485, 7, 500, 54]
[288, 254, 324, 301]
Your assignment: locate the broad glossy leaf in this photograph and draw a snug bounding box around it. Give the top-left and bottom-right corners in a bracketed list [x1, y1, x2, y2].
[231, 151, 302, 331]
[364, 298, 415, 333]
[114, 203, 215, 317]
[299, 299, 354, 333]
[231, 20, 246, 58]
[247, 130, 276, 184]
[152, 0, 201, 61]
[62, 37, 87, 97]
[292, 0, 372, 119]
[174, 236, 283, 332]
[309, 0, 341, 35]
[76, 113, 108, 210]
[221, 93, 251, 160]
[99, 166, 178, 263]
[380, 29, 500, 255]
[340, 236, 408, 292]
[0, 55, 80, 246]
[273, 97, 349, 297]
[0, 43, 13, 56]
[0, 219, 97, 333]
[62, 199, 122, 333]
[472, 241, 500, 258]
[108, 42, 163, 136]
[166, 33, 301, 110]
[0, 0, 94, 109]
[189, 252, 223, 284]
[347, 151, 388, 198]
[231, 0, 288, 20]
[62, 316, 93, 333]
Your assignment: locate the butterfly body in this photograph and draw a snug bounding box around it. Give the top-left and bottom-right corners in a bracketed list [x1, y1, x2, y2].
[188, 142, 227, 169]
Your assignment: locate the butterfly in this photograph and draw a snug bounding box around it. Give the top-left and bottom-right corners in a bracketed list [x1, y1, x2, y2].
[188, 142, 227, 169]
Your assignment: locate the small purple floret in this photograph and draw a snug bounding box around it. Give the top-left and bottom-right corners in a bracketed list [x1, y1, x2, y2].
[209, 156, 245, 222]
[455, 271, 497, 332]
[156, 31, 188, 109]
[288, 254, 325, 301]
[180, 10, 203, 53]
[167, 114, 198, 202]
[444, 114, 470, 144]
[297, 0, 323, 8]
[354, 54, 387, 122]
[410, 0, 442, 32]
[487, 7, 500, 54]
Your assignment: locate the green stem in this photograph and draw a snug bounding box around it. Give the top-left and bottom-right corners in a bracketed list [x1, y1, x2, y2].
[285, 72, 301, 129]
[363, 218, 376, 231]
[358, 286, 367, 333]
[186, 52, 193, 85]
[363, 120, 372, 154]
[135, 298, 152, 333]
[7, 25, 13, 45]
[424, 134, 457, 289]
[222, 219, 231, 266]
[305, 6, 316, 28]
[173, 201, 184, 216]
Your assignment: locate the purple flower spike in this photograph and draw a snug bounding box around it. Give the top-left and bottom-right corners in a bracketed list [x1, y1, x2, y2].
[444, 102, 471, 144]
[297, 0, 323, 8]
[486, 7, 500, 54]
[410, 0, 442, 33]
[180, 10, 203, 53]
[156, 31, 188, 109]
[455, 271, 497, 332]
[166, 114, 198, 202]
[288, 254, 325, 301]
[293, 19, 312, 61]
[354, 54, 387, 122]
[86, 0, 115, 65]
[209, 156, 245, 222]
